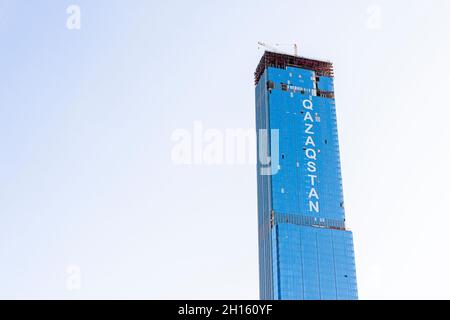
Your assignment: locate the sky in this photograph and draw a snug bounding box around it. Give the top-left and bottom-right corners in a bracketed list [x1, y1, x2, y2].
[1, 0, 450, 299]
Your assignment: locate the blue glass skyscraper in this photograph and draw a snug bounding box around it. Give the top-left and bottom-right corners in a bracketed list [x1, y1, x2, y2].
[255, 51, 358, 300]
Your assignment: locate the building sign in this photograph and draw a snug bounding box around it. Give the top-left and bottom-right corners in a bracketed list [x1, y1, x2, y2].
[302, 98, 320, 213]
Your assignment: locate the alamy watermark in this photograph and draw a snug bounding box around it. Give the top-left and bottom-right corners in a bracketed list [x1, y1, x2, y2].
[366, 5, 382, 30]
[66, 265, 82, 291]
[170, 121, 279, 175]
[66, 5, 81, 30]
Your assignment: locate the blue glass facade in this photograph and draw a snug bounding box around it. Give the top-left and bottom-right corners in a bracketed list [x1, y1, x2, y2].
[255, 52, 358, 300]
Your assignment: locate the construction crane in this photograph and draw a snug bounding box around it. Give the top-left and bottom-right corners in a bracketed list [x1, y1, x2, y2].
[258, 41, 299, 56]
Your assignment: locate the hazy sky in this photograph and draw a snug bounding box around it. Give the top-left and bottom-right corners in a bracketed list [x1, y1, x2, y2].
[1, 0, 450, 299]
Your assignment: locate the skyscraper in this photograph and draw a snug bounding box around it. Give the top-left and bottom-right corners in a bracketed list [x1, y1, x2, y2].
[255, 51, 358, 300]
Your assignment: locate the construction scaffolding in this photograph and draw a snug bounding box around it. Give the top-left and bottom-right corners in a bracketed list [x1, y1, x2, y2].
[255, 51, 334, 85]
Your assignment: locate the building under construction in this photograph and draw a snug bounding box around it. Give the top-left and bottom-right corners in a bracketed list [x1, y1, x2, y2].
[255, 50, 358, 300]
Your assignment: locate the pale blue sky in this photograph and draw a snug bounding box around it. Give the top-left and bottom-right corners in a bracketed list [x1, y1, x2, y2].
[1, 0, 450, 299]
